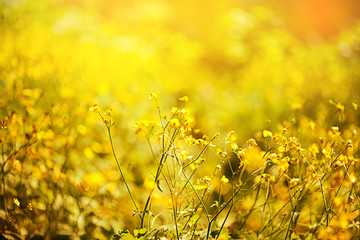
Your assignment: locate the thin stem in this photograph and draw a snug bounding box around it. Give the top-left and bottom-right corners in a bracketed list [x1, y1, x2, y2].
[107, 127, 139, 212]
[141, 151, 169, 227]
[171, 191, 180, 240]
[183, 136, 216, 169]
[216, 201, 233, 239]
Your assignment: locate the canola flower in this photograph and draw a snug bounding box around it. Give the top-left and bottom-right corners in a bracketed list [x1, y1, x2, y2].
[108, 94, 360, 239]
[1, 0, 360, 238]
[2, 85, 360, 239]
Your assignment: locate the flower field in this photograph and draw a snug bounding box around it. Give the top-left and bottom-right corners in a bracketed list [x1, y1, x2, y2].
[1, 0, 360, 239]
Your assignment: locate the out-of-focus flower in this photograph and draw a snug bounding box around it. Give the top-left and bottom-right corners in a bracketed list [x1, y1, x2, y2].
[179, 96, 189, 102]
[263, 130, 272, 138]
[246, 138, 257, 148]
[89, 104, 99, 112]
[169, 119, 180, 128]
[13, 198, 20, 207]
[149, 92, 160, 100]
[221, 175, 229, 183]
[227, 130, 237, 141]
[289, 178, 299, 188]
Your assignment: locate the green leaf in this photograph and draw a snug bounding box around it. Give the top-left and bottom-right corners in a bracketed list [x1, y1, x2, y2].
[305, 233, 315, 240]
[134, 228, 147, 238]
[157, 179, 163, 192]
[112, 230, 136, 240]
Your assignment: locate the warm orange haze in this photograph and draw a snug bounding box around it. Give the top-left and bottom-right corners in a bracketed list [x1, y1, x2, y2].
[277, 0, 360, 40]
[1, 0, 360, 239]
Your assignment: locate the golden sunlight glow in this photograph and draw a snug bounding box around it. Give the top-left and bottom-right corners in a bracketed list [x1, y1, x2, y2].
[1, 0, 360, 238]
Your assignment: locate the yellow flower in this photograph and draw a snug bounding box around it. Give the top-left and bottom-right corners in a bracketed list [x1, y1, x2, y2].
[289, 178, 299, 188]
[311, 173, 321, 182]
[269, 153, 278, 163]
[0, 117, 8, 129]
[89, 104, 99, 112]
[83, 172, 106, 186]
[236, 148, 246, 161]
[336, 102, 344, 112]
[171, 107, 178, 114]
[230, 143, 238, 152]
[12, 159, 22, 172]
[333, 160, 343, 168]
[246, 138, 257, 148]
[102, 118, 111, 127]
[278, 161, 289, 174]
[333, 196, 343, 209]
[291, 103, 302, 110]
[27, 203, 33, 211]
[217, 148, 227, 158]
[134, 120, 156, 137]
[353, 101, 358, 111]
[179, 150, 190, 161]
[149, 92, 160, 100]
[262, 173, 275, 182]
[330, 100, 345, 112]
[169, 119, 180, 128]
[322, 148, 332, 159]
[309, 121, 315, 130]
[179, 96, 189, 102]
[104, 108, 112, 117]
[309, 143, 319, 156]
[278, 144, 287, 153]
[183, 116, 193, 126]
[263, 130, 272, 138]
[227, 130, 237, 141]
[202, 176, 211, 184]
[13, 198, 20, 207]
[193, 128, 200, 134]
[349, 172, 357, 184]
[221, 175, 229, 183]
[161, 113, 167, 119]
[329, 126, 341, 138]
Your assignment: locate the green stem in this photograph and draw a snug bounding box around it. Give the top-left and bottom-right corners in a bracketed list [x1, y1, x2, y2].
[107, 128, 139, 212]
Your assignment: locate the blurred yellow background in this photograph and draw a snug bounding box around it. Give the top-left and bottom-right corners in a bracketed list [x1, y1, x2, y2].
[1, 0, 359, 138]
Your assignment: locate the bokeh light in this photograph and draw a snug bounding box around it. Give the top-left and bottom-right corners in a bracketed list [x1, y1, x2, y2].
[1, 0, 360, 238]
